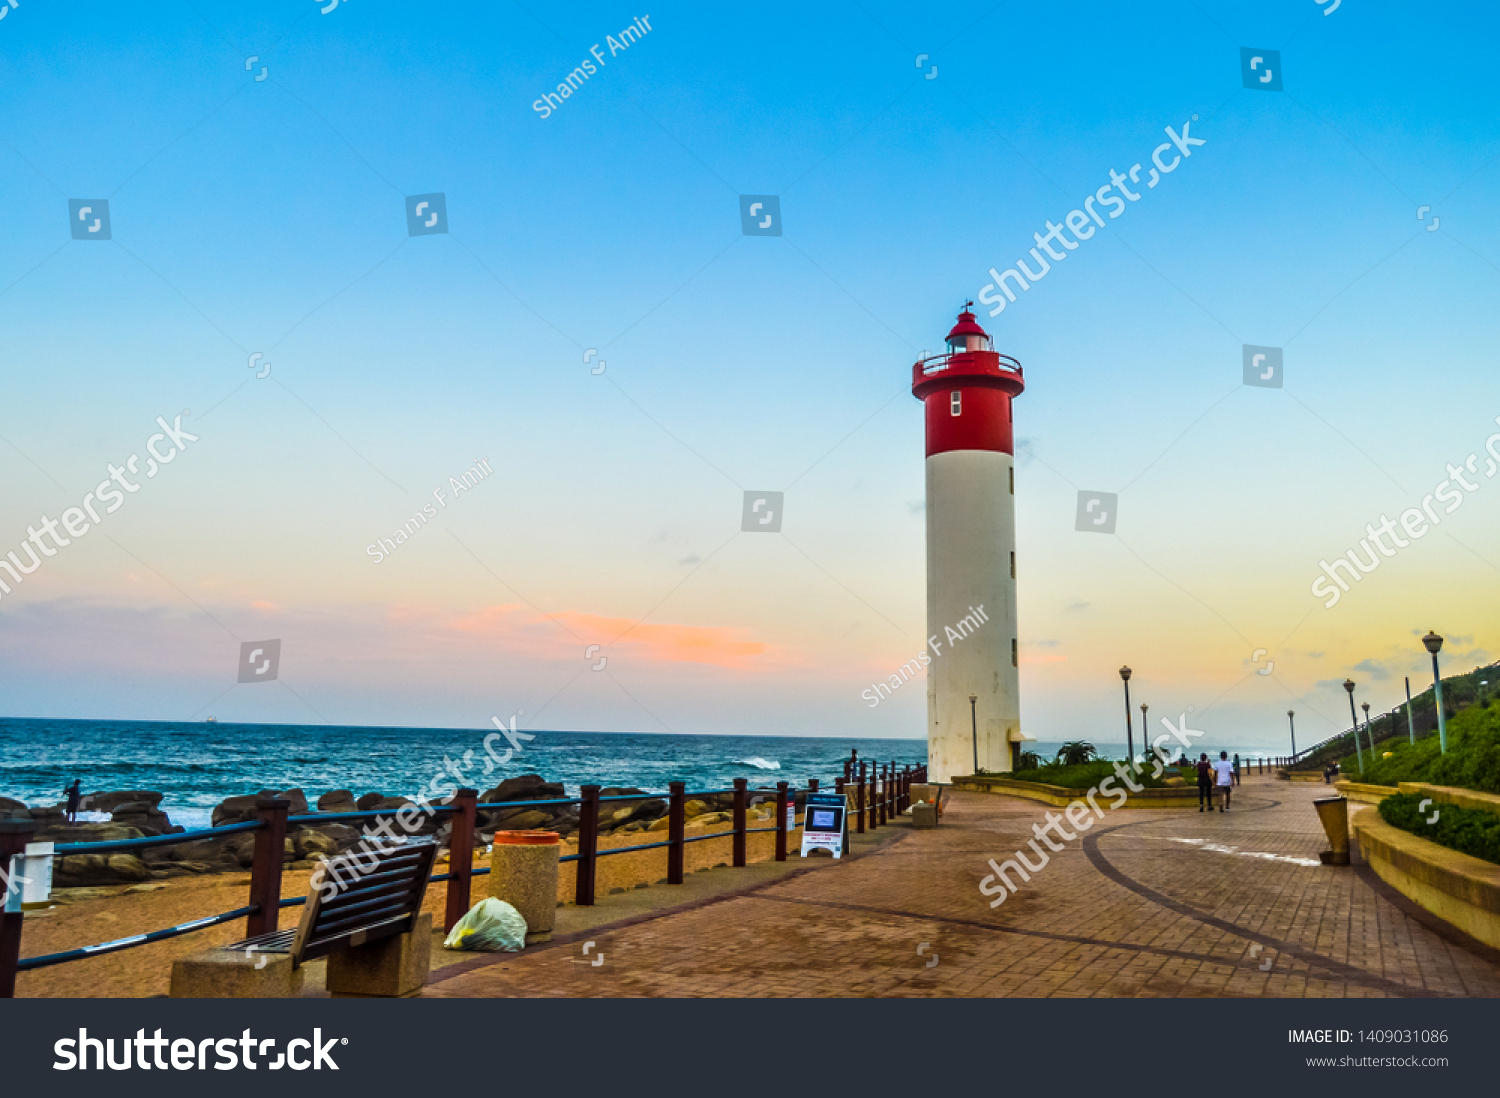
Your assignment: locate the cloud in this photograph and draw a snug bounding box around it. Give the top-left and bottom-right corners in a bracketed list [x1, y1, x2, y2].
[1352, 658, 1393, 681]
[1064, 599, 1090, 612]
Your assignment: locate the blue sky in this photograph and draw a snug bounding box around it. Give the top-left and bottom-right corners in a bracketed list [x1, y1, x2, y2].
[1, 0, 1497, 748]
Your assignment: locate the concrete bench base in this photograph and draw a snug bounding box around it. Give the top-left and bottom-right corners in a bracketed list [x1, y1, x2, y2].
[327, 914, 432, 998]
[170, 949, 304, 999]
[910, 804, 938, 829]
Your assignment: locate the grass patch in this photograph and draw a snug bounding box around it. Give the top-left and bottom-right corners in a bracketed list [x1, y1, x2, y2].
[1377, 792, 1500, 866]
[1007, 759, 1174, 789]
[1342, 704, 1500, 794]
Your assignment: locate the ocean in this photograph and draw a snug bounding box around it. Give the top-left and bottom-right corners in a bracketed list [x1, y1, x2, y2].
[0, 718, 1272, 830]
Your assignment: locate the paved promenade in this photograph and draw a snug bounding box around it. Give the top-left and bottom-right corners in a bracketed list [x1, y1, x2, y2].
[424, 776, 1500, 998]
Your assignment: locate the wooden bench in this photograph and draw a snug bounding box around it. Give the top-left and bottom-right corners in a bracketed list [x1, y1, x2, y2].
[170, 840, 440, 998]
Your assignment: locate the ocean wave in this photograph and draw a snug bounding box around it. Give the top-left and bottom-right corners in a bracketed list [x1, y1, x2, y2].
[735, 757, 781, 770]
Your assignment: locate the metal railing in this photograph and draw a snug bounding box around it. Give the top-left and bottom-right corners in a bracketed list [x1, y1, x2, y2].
[1, 765, 927, 996]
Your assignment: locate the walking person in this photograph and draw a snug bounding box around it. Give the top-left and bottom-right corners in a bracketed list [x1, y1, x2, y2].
[64, 778, 83, 824]
[1195, 753, 1213, 812]
[1232, 753, 1242, 786]
[1214, 751, 1235, 811]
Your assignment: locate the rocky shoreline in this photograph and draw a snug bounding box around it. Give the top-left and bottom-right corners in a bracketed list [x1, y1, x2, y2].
[2, 776, 801, 888]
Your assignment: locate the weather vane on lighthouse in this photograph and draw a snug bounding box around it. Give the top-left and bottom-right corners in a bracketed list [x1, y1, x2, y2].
[912, 306, 1028, 782]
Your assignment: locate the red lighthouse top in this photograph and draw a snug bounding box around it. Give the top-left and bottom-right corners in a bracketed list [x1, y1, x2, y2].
[912, 307, 1025, 458]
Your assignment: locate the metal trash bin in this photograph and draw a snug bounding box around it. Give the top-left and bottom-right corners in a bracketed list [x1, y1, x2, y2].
[1313, 796, 1350, 865]
[489, 830, 560, 944]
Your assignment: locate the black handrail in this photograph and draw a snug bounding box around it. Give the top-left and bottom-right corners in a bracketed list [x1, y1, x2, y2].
[4, 767, 915, 991]
[16, 906, 257, 972]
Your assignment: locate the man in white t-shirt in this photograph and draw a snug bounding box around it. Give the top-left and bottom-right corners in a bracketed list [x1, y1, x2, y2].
[1213, 751, 1235, 811]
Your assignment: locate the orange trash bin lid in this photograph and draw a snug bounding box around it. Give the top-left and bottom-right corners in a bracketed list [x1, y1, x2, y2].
[493, 829, 560, 845]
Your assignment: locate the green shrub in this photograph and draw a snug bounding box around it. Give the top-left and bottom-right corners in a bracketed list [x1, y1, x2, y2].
[1346, 705, 1500, 794]
[1377, 792, 1500, 866]
[1009, 758, 1172, 789]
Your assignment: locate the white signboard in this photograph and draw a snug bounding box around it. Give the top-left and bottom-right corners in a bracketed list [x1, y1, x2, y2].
[799, 793, 847, 859]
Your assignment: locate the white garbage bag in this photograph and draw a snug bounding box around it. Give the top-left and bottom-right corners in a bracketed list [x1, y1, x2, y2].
[442, 897, 529, 952]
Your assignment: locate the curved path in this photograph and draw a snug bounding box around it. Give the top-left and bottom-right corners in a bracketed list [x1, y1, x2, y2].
[425, 775, 1500, 998]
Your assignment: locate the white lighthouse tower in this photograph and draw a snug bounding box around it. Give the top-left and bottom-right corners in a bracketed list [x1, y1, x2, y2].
[912, 306, 1025, 782]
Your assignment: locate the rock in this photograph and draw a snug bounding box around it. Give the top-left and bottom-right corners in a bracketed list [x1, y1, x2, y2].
[683, 800, 709, 818]
[211, 788, 308, 827]
[294, 830, 340, 860]
[53, 852, 150, 886]
[125, 882, 168, 894]
[171, 837, 239, 865]
[289, 859, 317, 870]
[36, 822, 145, 846]
[480, 774, 566, 803]
[84, 790, 164, 814]
[0, 795, 28, 818]
[647, 816, 672, 832]
[493, 809, 551, 831]
[111, 801, 175, 836]
[355, 792, 385, 811]
[317, 790, 357, 813]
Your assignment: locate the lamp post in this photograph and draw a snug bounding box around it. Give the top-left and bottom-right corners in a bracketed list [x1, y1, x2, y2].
[1481, 680, 1490, 708]
[1361, 702, 1372, 755]
[1343, 679, 1364, 772]
[969, 694, 979, 775]
[1287, 710, 1296, 759]
[1119, 666, 1134, 763]
[1404, 677, 1416, 745]
[1423, 631, 1448, 754]
[1140, 703, 1150, 762]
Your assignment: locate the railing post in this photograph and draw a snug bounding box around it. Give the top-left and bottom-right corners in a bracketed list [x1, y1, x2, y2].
[667, 781, 685, 884]
[444, 788, 478, 933]
[856, 762, 866, 834]
[809, 778, 819, 792]
[576, 785, 600, 906]
[872, 761, 882, 829]
[1, 817, 39, 999]
[732, 778, 748, 868]
[247, 797, 290, 939]
[775, 780, 789, 862]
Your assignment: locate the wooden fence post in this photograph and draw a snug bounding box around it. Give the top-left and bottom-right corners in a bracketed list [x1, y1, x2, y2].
[576, 785, 600, 906]
[667, 781, 685, 884]
[855, 763, 866, 834]
[809, 778, 819, 792]
[871, 761, 881, 829]
[247, 797, 290, 938]
[0, 817, 39, 999]
[732, 778, 748, 868]
[444, 788, 478, 932]
[775, 780, 789, 862]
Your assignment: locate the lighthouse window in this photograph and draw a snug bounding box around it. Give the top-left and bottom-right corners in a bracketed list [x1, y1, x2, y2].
[950, 391, 961, 416]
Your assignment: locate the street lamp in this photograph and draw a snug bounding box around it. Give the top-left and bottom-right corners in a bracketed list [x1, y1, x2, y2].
[1287, 710, 1297, 759]
[1481, 680, 1490, 708]
[1343, 679, 1364, 772]
[1423, 631, 1448, 754]
[1141, 703, 1150, 761]
[1404, 677, 1416, 745]
[1361, 701, 1372, 753]
[1119, 666, 1134, 763]
[969, 694, 979, 775]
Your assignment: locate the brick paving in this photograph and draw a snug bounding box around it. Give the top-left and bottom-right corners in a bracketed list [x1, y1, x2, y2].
[424, 776, 1500, 998]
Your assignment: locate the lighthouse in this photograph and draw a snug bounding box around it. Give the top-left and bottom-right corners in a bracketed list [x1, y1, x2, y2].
[912, 306, 1025, 782]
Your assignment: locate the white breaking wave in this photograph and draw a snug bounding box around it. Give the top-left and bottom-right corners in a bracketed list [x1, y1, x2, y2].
[736, 757, 781, 770]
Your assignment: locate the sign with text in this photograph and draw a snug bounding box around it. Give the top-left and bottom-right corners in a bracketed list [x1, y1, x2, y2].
[799, 792, 847, 859]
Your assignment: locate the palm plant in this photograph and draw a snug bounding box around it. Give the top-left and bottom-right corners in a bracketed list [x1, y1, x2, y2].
[1055, 740, 1098, 766]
